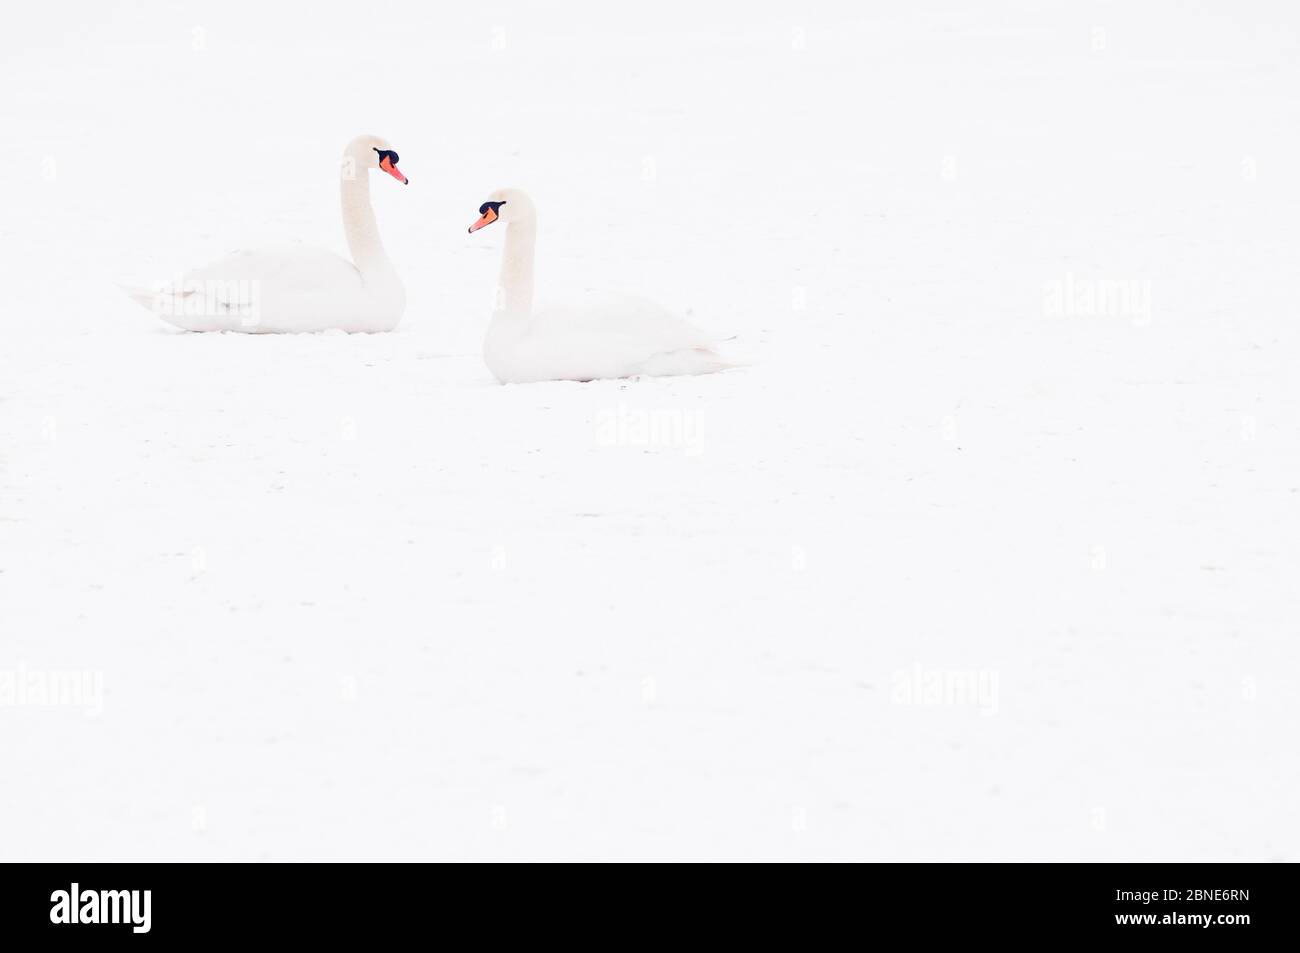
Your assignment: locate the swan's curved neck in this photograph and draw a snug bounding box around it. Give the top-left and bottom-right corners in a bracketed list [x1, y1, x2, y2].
[341, 167, 394, 277]
[497, 218, 536, 315]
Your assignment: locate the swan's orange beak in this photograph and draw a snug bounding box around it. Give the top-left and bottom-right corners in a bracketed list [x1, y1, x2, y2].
[379, 154, 408, 185]
[468, 206, 498, 233]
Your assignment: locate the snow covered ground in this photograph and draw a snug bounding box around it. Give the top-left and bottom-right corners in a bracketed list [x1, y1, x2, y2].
[1, 1, 1297, 861]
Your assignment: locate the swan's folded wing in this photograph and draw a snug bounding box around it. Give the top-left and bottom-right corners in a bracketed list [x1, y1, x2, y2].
[534, 293, 717, 355]
[172, 245, 361, 304]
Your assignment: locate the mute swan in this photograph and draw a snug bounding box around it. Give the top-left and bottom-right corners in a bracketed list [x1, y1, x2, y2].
[121, 134, 409, 333]
[467, 188, 735, 383]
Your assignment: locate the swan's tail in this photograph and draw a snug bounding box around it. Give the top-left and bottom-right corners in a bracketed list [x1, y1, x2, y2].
[699, 344, 752, 373]
[638, 346, 750, 378]
[117, 282, 160, 312]
[117, 282, 220, 331]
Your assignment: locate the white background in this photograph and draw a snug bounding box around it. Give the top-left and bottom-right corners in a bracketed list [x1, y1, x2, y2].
[0, 1, 1296, 860]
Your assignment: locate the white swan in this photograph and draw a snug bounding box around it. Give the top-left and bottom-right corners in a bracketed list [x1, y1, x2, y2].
[120, 134, 409, 333]
[467, 188, 735, 383]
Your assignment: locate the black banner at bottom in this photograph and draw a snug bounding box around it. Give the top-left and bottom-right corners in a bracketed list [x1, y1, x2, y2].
[0, 862, 1285, 942]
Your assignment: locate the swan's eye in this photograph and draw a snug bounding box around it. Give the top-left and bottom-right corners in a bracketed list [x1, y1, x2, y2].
[479, 201, 506, 215]
[373, 148, 399, 165]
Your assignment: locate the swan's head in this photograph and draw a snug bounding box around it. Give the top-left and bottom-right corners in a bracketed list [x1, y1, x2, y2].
[346, 134, 408, 185]
[468, 188, 534, 233]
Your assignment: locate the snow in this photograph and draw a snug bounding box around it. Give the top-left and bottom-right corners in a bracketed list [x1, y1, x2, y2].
[1, 1, 1297, 860]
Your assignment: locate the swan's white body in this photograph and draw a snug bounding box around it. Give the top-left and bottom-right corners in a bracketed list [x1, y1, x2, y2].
[472, 189, 734, 384]
[485, 294, 731, 384]
[121, 135, 406, 333]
